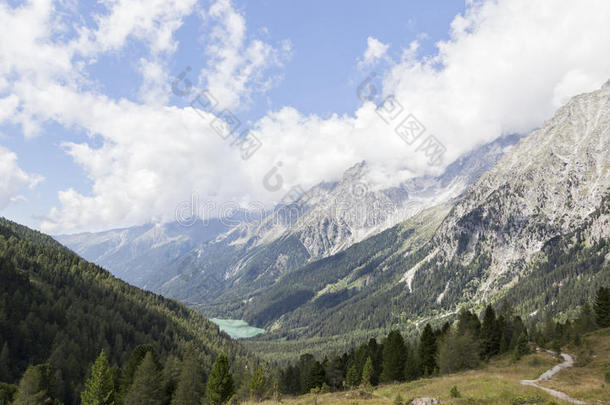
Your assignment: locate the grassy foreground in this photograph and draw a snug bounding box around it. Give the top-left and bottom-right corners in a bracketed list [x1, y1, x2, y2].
[244, 330, 610, 404]
[539, 328, 610, 404]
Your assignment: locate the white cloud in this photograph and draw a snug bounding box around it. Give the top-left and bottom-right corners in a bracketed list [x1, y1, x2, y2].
[73, 0, 198, 56]
[3, 0, 610, 233]
[198, 0, 291, 110]
[377, 0, 610, 164]
[0, 145, 43, 209]
[137, 58, 170, 105]
[359, 36, 389, 67]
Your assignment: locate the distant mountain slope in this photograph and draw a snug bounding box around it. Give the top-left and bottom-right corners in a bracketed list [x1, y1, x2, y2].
[0, 217, 252, 404]
[242, 82, 610, 360]
[426, 79, 610, 303]
[58, 134, 520, 314]
[55, 217, 236, 288]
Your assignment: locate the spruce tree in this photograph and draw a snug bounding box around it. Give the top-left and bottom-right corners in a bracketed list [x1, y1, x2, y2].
[480, 305, 500, 358]
[366, 338, 382, 386]
[594, 287, 610, 327]
[123, 352, 163, 405]
[248, 366, 266, 401]
[576, 302, 597, 333]
[171, 354, 206, 405]
[345, 364, 360, 388]
[418, 324, 437, 376]
[513, 332, 530, 360]
[381, 331, 406, 382]
[206, 354, 234, 405]
[437, 330, 479, 374]
[121, 345, 159, 394]
[162, 356, 182, 404]
[324, 355, 344, 390]
[81, 350, 115, 405]
[13, 364, 55, 405]
[303, 361, 325, 392]
[13, 366, 45, 405]
[361, 357, 373, 387]
[278, 365, 300, 395]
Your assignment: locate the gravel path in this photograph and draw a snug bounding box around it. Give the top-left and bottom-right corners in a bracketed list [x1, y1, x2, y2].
[520, 351, 585, 404]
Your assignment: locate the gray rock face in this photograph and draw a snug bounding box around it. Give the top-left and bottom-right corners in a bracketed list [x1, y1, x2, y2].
[402, 82, 610, 302]
[57, 135, 518, 298]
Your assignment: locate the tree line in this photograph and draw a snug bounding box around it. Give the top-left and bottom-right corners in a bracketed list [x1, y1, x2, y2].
[276, 286, 610, 397]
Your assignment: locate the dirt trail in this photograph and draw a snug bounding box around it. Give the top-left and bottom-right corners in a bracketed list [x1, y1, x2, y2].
[520, 350, 585, 404]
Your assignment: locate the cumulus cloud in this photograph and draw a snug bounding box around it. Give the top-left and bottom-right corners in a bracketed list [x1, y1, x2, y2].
[73, 0, 198, 56]
[198, 0, 291, 110]
[2, 0, 610, 233]
[378, 0, 610, 162]
[359, 36, 390, 67]
[0, 145, 43, 209]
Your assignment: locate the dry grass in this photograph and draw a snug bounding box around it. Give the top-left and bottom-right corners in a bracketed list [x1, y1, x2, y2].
[242, 352, 571, 405]
[241, 329, 610, 405]
[539, 328, 610, 404]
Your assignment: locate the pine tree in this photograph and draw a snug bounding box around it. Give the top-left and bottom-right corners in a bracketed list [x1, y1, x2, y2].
[123, 352, 163, 405]
[171, 355, 205, 405]
[248, 366, 266, 401]
[361, 357, 373, 387]
[594, 287, 610, 327]
[418, 324, 437, 376]
[381, 331, 406, 382]
[206, 354, 234, 405]
[81, 350, 115, 405]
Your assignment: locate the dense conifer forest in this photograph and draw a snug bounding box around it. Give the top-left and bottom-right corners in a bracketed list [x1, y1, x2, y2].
[1, 217, 609, 404]
[275, 288, 610, 397]
[0, 218, 258, 404]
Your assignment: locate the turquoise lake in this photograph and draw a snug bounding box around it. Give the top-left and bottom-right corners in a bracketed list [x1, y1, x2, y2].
[210, 318, 265, 339]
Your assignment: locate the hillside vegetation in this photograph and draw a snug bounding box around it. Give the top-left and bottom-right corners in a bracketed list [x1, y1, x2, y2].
[244, 329, 610, 404]
[0, 217, 256, 404]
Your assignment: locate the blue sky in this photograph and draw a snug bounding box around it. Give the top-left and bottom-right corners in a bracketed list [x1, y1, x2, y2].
[1, 0, 609, 233]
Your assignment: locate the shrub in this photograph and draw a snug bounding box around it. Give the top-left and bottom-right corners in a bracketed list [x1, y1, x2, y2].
[528, 357, 541, 367]
[512, 394, 543, 404]
[393, 394, 404, 405]
[450, 385, 461, 398]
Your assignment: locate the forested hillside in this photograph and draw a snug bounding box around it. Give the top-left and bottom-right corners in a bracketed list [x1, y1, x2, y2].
[0, 217, 256, 404]
[237, 83, 610, 361]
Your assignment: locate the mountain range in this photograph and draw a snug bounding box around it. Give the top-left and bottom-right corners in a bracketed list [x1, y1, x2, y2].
[57, 82, 610, 358]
